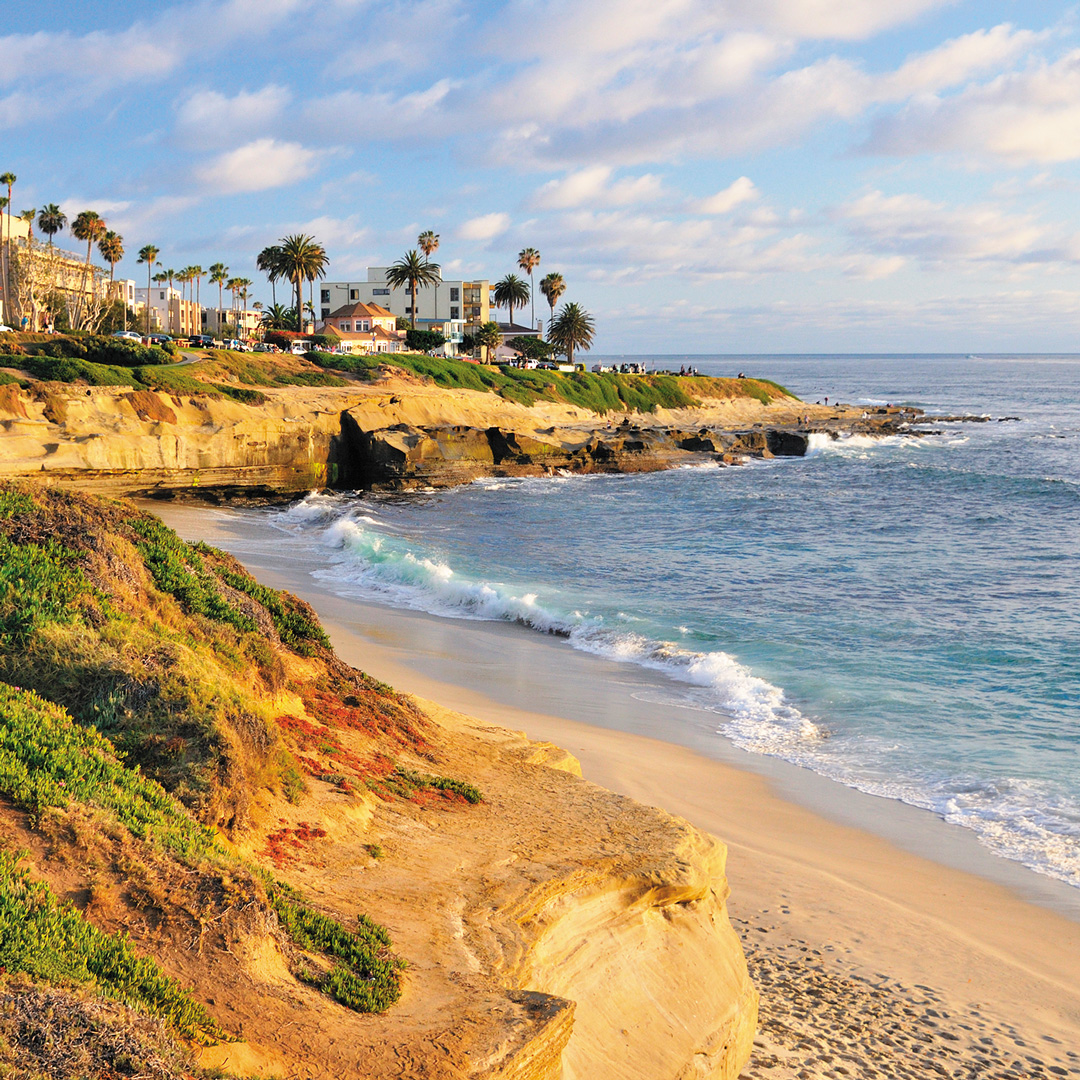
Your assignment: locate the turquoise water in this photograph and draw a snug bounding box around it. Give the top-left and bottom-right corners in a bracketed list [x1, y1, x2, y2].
[274, 356, 1080, 888]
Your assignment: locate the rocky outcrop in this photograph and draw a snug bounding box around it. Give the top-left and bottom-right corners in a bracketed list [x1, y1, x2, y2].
[0, 376, 932, 498]
[339, 411, 822, 490]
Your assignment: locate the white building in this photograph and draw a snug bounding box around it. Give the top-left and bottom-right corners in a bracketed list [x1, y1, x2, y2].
[134, 285, 201, 336]
[319, 269, 491, 350]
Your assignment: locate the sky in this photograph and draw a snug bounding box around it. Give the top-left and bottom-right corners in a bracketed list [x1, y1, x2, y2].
[3, 0, 1080, 353]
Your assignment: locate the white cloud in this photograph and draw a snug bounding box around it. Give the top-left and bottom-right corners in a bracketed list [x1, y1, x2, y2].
[196, 139, 318, 194]
[177, 86, 292, 148]
[693, 177, 759, 214]
[0, 0, 310, 126]
[881, 24, 1044, 97]
[527, 205, 823, 282]
[531, 167, 666, 209]
[866, 49, 1080, 164]
[458, 212, 510, 240]
[834, 190, 1067, 266]
[720, 0, 954, 41]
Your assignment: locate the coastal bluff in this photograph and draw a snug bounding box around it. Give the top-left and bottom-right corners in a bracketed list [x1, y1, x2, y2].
[0, 484, 757, 1079]
[0, 371, 921, 498]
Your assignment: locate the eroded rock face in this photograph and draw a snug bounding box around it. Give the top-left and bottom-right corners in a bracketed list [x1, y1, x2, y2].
[0, 379, 925, 498]
[338, 412, 817, 490]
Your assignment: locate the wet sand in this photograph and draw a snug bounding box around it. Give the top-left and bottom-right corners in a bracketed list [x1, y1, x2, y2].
[149, 500, 1080, 1077]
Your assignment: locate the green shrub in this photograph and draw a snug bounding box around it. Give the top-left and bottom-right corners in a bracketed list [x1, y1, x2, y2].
[213, 563, 329, 653]
[19, 356, 142, 387]
[390, 767, 482, 804]
[128, 518, 255, 634]
[32, 335, 171, 369]
[0, 534, 91, 643]
[132, 365, 219, 396]
[305, 351, 380, 377]
[0, 684, 221, 862]
[0, 490, 34, 518]
[211, 384, 268, 405]
[0, 849, 225, 1039]
[270, 891, 401, 1013]
[405, 329, 446, 353]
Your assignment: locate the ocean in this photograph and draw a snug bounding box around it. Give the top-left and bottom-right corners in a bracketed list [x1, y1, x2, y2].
[203, 355, 1080, 891]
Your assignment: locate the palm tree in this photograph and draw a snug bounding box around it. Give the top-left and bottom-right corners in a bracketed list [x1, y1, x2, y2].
[256, 245, 284, 306]
[492, 273, 530, 328]
[260, 303, 295, 331]
[475, 321, 501, 364]
[385, 249, 441, 330]
[236, 277, 253, 335]
[418, 231, 440, 319]
[547, 302, 595, 367]
[137, 244, 159, 335]
[162, 268, 178, 333]
[37, 204, 66, 248]
[539, 272, 566, 329]
[18, 208, 36, 328]
[517, 248, 541, 328]
[0, 173, 14, 308]
[277, 234, 328, 335]
[98, 231, 125, 326]
[189, 265, 204, 330]
[209, 263, 228, 336]
[418, 230, 439, 258]
[152, 270, 169, 321]
[178, 267, 198, 334]
[71, 210, 106, 329]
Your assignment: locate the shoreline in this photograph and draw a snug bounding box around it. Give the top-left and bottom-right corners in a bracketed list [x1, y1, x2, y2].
[147, 498, 1080, 1072]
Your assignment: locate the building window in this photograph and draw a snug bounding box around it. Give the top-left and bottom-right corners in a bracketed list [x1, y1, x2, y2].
[350, 289, 358, 301]
[321, 308, 330, 320]
[159, 291, 165, 300]
[321, 289, 330, 303]
[360, 321, 369, 331]
[450, 287, 459, 301]
[450, 306, 459, 319]
[341, 322, 351, 332]
[373, 288, 389, 296]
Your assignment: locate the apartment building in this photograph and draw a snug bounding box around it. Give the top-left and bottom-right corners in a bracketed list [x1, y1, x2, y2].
[134, 286, 202, 336]
[201, 306, 262, 337]
[319, 269, 488, 340]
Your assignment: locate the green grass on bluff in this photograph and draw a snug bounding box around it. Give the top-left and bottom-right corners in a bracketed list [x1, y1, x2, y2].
[305, 349, 795, 412]
[0, 332, 796, 415]
[0, 483, 486, 1075]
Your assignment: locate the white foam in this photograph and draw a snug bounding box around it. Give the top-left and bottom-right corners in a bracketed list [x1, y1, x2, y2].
[806, 432, 908, 455]
[293, 506, 824, 755]
[275, 494, 1080, 893]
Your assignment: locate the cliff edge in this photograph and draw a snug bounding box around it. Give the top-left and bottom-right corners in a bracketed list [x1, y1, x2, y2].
[0, 484, 756, 1079]
[0, 356, 921, 497]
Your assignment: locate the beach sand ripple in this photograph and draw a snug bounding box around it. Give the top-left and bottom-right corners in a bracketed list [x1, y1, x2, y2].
[737, 913, 1080, 1079]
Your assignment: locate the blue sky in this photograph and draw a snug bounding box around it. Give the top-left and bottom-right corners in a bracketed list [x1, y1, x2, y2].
[4, 0, 1080, 352]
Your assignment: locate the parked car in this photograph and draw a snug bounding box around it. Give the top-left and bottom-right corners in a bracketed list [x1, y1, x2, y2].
[252, 343, 278, 353]
[147, 334, 171, 346]
[111, 330, 142, 342]
[187, 334, 217, 348]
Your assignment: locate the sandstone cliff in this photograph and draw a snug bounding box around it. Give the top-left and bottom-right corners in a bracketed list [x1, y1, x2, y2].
[0, 372, 921, 497]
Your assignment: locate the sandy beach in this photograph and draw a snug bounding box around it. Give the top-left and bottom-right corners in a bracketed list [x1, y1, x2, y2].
[150, 500, 1080, 1078]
